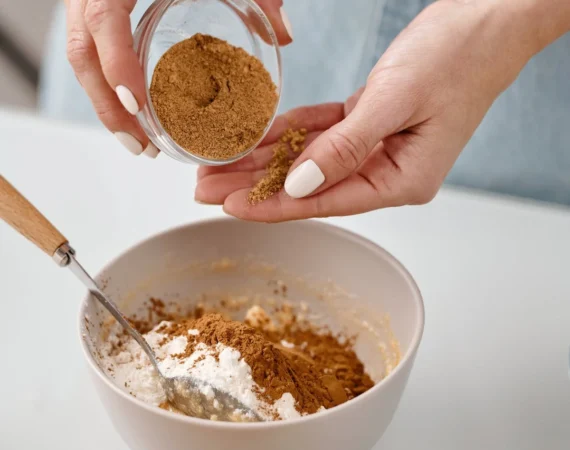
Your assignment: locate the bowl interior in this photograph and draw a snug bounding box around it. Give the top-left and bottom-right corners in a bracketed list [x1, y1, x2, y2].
[81, 220, 423, 409]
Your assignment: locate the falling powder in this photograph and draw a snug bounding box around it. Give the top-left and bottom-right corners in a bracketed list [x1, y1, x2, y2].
[247, 128, 307, 204]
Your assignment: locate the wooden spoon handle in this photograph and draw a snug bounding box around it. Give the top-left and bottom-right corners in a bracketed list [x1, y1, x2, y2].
[0, 175, 67, 257]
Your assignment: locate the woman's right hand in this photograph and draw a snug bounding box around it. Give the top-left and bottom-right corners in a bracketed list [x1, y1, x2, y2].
[64, 0, 293, 157]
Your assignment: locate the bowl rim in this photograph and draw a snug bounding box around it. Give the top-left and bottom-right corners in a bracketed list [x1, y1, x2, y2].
[78, 217, 425, 430]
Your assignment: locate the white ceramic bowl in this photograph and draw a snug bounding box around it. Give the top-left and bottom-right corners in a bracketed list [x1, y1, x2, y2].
[79, 219, 424, 450]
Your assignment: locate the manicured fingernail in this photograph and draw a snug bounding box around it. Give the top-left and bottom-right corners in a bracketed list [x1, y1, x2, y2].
[195, 199, 210, 205]
[114, 132, 143, 155]
[284, 159, 325, 199]
[142, 142, 160, 159]
[280, 7, 293, 40]
[115, 85, 139, 115]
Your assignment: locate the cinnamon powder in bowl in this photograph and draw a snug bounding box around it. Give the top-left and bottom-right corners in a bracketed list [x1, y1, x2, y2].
[100, 304, 375, 421]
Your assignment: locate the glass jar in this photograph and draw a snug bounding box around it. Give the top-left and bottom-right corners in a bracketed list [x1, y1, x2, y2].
[133, 0, 282, 166]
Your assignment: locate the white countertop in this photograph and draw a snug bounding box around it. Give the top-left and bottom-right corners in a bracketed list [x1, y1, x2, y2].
[1, 110, 569, 450]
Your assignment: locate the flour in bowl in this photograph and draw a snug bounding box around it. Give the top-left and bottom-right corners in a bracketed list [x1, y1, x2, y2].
[100, 305, 374, 422]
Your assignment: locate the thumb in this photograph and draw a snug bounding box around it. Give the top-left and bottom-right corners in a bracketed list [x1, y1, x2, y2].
[284, 87, 398, 199]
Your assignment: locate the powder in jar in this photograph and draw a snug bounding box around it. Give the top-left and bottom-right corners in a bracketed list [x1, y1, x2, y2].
[150, 34, 278, 160]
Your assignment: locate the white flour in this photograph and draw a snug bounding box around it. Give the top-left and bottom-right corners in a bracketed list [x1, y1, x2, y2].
[100, 321, 300, 421]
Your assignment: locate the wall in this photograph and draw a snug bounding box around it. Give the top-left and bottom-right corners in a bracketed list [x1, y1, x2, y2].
[0, 0, 59, 109]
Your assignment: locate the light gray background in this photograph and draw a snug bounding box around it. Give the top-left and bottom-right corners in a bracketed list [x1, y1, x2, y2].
[0, 0, 58, 108]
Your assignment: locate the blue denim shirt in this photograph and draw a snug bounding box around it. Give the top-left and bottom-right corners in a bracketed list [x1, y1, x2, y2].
[39, 0, 570, 205]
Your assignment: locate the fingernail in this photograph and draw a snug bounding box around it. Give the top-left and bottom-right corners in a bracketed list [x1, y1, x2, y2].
[142, 142, 160, 159]
[280, 7, 293, 40]
[115, 85, 139, 115]
[114, 131, 143, 155]
[284, 159, 325, 199]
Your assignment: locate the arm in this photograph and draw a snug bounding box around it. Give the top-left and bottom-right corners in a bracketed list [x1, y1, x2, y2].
[509, 0, 570, 53]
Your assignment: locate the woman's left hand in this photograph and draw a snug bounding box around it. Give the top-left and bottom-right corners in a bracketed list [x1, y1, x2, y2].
[195, 0, 564, 221]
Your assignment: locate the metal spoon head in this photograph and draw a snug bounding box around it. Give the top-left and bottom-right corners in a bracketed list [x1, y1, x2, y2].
[161, 375, 262, 422]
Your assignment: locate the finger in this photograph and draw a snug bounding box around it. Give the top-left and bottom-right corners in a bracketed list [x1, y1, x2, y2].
[195, 130, 339, 201]
[230, 1, 290, 47]
[223, 129, 441, 222]
[344, 87, 365, 116]
[254, 0, 293, 45]
[197, 103, 344, 179]
[261, 102, 345, 145]
[222, 173, 388, 223]
[222, 143, 410, 222]
[195, 128, 326, 203]
[83, 0, 145, 115]
[196, 170, 265, 205]
[282, 86, 404, 199]
[67, 3, 154, 156]
[197, 144, 274, 181]
[197, 130, 323, 181]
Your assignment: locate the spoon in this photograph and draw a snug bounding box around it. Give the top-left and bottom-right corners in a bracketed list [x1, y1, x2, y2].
[0, 175, 260, 422]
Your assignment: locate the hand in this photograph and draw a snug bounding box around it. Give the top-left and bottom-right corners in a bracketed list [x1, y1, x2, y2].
[64, 0, 293, 157]
[195, 0, 563, 222]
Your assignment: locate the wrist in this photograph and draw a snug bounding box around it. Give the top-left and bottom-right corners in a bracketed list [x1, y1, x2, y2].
[489, 0, 570, 56]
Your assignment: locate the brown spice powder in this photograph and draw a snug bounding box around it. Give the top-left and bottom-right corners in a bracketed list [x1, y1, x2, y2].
[160, 314, 341, 415]
[246, 304, 375, 400]
[248, 128, 307, 204]
[263, 327, 375, 398]
[159, 312, 373, 416]
[150, 34, 278, 160]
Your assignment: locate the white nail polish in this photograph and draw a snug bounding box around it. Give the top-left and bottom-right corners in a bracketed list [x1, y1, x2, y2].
[115, 85, 139, 115]
[280, 7, 293, 40]
[142, 142, 160, 159]
[114, 132, 143, 155]
[284, 159, 325, 199]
